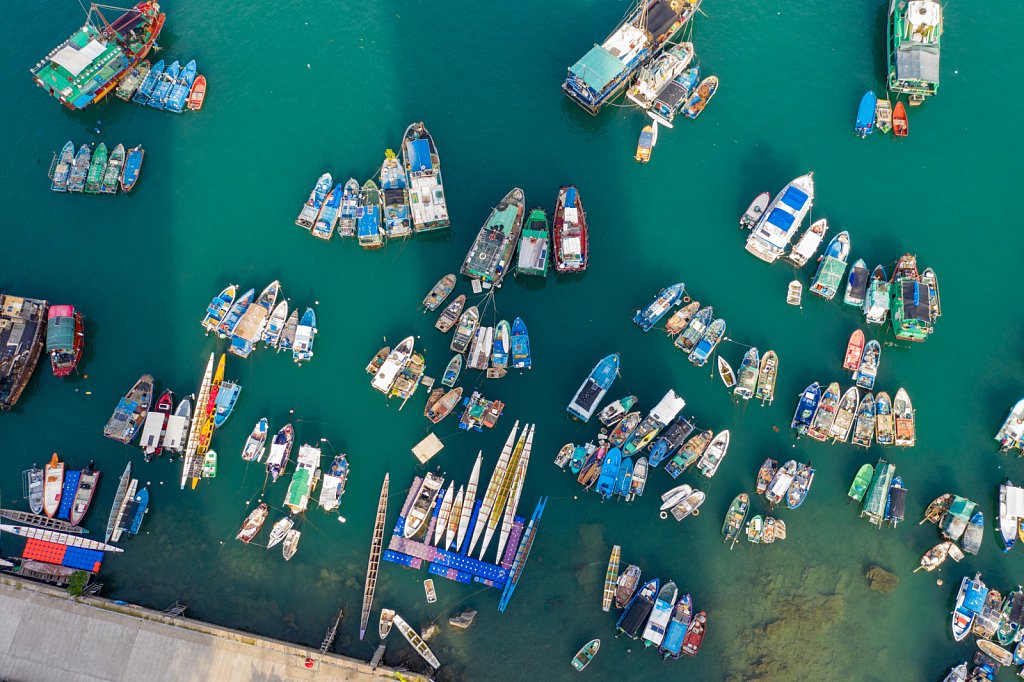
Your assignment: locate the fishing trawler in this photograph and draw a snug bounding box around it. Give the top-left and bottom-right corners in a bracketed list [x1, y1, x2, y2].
[31, 3, 165, 111]
[380, 149, 412, 238]
[563, 0, 701, 115]
[887, 0, 942, 104]
[402, 122, 449, 232]
[46, 305, 84, 377]
[626, 42, 694, 110]
[567, 353, 620, 422]
[295, 173, 332, 229]
[791, 382, 821, 434]
[460, 188, 525, 287]
[745, 173, 815, 263]
[103, 375, 154, 443]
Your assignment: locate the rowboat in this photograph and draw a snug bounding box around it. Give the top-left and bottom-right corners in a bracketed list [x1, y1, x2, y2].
[598, 395, 637, 427]
[850, 393, 875, 448]
[842, 329, 865, 371]
[920, 493, 953, 525]
[722, 493, 749, 549]
[977, 640, 1014, 666]
[435, 294, 466, 333]
[717, 356, 736, 388]
[893, 387, 915, 446]
[854, 340, 881, 390]
[739, 192, 770, 230]
[847, 464, 874, 502]
[914, 541, 962, 573]
[875, 392, 895, 446]
[892, 101, 909, 137]
[829, 386, 860, 442]
[378, 609, 395, 640]
[602, 546, 621, 612]
[855, 91, 877, 137]
[423, 274, 456, 311]
[571, 639, 600, 671]
[187, 75, 206, 110]
[733, 348, 759, 400]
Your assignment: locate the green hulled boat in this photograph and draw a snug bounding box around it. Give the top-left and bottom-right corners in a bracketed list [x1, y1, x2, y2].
[889, 254, 933, 342]
[860, 460, 894, 526]
[101, 144, 125, 194]
[722, 493, 749, 549]
[848, 463, 874, 502]
[887, 0, 942, 105]
[516, 208, 550, 277]
[84, 143, 108, 194]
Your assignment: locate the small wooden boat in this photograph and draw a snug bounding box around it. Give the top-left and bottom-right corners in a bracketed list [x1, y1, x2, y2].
[755, 459, 777, 496]
[847, 464, 874, 502]
[875, 97, 892, 133]
[664, 301, 700, 335]
[977, 639, 1014, 666]
[635, 125, 654, 163]
[920, 493, 953, 525]
[733, 348, 759, 400]
[785, 218, 829, 268]
[187, 75, 207, 110]
[892, 101, 909, 137]
[379, 608, 395, 639]
[422, 274, 456, 311]
[615, 564, 641, 609]
[681, 610, 707, 656]
[893, 387, 915, 447]
[424, 579, 437, 603]
[365, 347, 390, 375]
[754, 350, 778, 404]
[854, 340, 881, 390]
[435, 294, 466, 333]
[696, 431, 729, 478]
[786, 280, 803, 306]
[717, 356, 736, 388]
[426, 387, 463, 424]
[571, 639, 600, 671]
[486, 367, 507, 380]
[855, 91, 877, 137]
[236, 503, 269, 543]
[441, 354, 462, 387]
[266, 516, 294, 548]
[806, 382, 840, 441]
[842, 329, 865, 371]
[914, 541, 963, 572]
[722, 493, 749, 549]
[739, 192, 770, 229]
[598, 395, 637, 427]
[828, 386, 860, 443]
[746, 515, 763, 543]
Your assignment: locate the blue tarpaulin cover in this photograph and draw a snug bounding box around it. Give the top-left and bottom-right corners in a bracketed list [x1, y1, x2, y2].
[781, 186, 809, 212]
[963, 582, 988, 614]
[406, 138, 433, 173]
[564, 186, 577, 208]
[766, 207, 796, 231]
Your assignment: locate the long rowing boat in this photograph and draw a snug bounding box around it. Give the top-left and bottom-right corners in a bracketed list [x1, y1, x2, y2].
[0, 508, 86, 534]
[104, 463, 132, 543]
[1, 524, 122, 553]
[602, 545, 621, 612]
[360, 473, 389, 640]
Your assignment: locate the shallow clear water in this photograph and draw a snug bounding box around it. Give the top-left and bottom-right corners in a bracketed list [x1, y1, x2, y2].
[1, 0, 1022, 679]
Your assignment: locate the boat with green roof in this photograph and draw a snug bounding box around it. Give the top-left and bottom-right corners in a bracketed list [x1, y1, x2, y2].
[887, 0, 943, 105]
[460, 188, 525, 287]
[809, 231, 850, 300]
[30, 3, 165, 111]
[516, 208, 550, 277]
[84, 143, 108, 194]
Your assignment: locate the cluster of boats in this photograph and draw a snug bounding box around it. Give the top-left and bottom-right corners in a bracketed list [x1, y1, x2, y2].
[720, 493, 788, 547]
[460, 185, 589, 288]
[742, 177, 942, 341]
[754, 459, 816, 509]
[716, 347, 779, 405]
[601, 549, 706, 659]
[201, 281, 317, 363]
[854, 91, 909, 137]
[366, 336, 428, 409]
[235, 438, 349, 561]
[997, 400, 1024, 453]
[294, 122, 449, 243]
[633, 284, 732, 369]
[847, 460, 907, 527]
[918, 485, 1023, 560]
[50, 141, 144, 193]
[119, 58, 206, 112]
[949, 573, 1024, 679]
[792, 380, 915, 448]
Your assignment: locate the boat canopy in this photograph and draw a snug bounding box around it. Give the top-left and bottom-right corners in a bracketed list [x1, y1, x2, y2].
[650, 390, 686, 424]
[1007, 487, 1024, 517]
[564, 186, 578, 209]
[570, 45, 626, 92]
[405, 139, 434, 173]
[645, 0, 687, 38]
[52, 39, 108, 77]
[45, 309, 76, 352]
[963, 581, 988, 614]
[780, 186, 809, 212]
[899, 280, 931, 321]
[765, 208, 795, 233]
[895, 49, 939, 84]
[948, 496, 975, 520]
[888, 486, 906, 520]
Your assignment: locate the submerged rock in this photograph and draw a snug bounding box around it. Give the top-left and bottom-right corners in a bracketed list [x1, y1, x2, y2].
[865, 565, 899, 593]
[421, 623, 441, 642]
[448, 608, 477, 629]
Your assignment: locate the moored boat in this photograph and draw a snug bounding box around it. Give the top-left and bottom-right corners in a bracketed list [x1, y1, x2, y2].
[875, 391, 895, 445]
[68, 462, 100, 527]
[43, 454, 65, 519]
[51, 141, 76, 192]
[952, 574, 986, 641]
[649, 416, 695, 468]
[722, 493, 749, 549]
[649, 65, 700, 127]
[423, 274, 456, 311]
[682, 76, 718, 119]
[791, 382, 821, 434]
[634, 283, 686, 333]
[517, 208, 550, 277]
[855, 91, 878, 137]
[266, 424, 294, 482]
[262, 300, 289, 348]
[660, 595, 693, 658]
[380, 149, 412, 238]
[337, 178, 360, 237]
[626, 42, 694, 109]
[665, 429, 711, 478]
[236, 503, 268, 543]
[844, 259, 869, 306]
[805, 382, 840, 442]
[786, 463, 815, 509]
[101, 143, 123, 193]
[403, 472, 444, 539]
[295, 173, 332, 229]
[641, 581, 678, 648]
[842, 329, 865, 371]
[962, 511, 984, 555]
[829, 386, 860, 443]
[733, 347, 759, 400]
[450, 307, 480, 355]
[717, 356, 736, 388]
[357, 180, 384, 248]
[402, 122, 450, 232]
[893, 387, 915, 446]
[1001, 480, 1023, 551]
[120, 146, 144, 192]
[426, 387, 463, 424]
[571, 639, 600, 671]
[372, 336, 415, 394]
[217, 288, 254, 338]
[615, 564, 641, 609]
[282, 528, 301, 560]
[460, 188, 525, 287]
[292, 308, 317, 364]
[598, 395, 638, 427]
[754, 350, 778, 404]
[848, 463, 874, 502]
[664, 301, 700, 335]
[745, 173, 815, 263]
[492, 320, 511, 369]
[809, 231, 851, 300]
[187, 75, 207, 110]
[851, 392, 876, 448]
[688, 319, 725, 367]
[435, 294, 466, 334]
[165, 59, 197, 113]
[115, 60, 150, 101]
[46, 305, 84, 377]
[441, 354, 462, 387]
[756, 459, 778, 496]
[378, 609, 395, 640]
[739, 192, 770, 230]
[784, 218, 829, 268]
[635, 125, 654, 164]
[312, 183, 343, 240]
[681, 610, 706, 656]
[241, 418, 269, 462]
[103, 374, 154, 443]
[567, 353, 620, 422]
[84, 142, 108, 194]
[616, 577, 659, 638]
[68, 144, 92, 193]
[674, 305, 713, 353]
[696, 430, 729, 478]
[875, 97, 893, 133]
[892, 101, 909, 136]
[133, 58, 164, 105]
[277, 310, 300, 352]
[148, 59, 179, 109]
[765, 460, 798, 505]
[854, 340, 881, 390]
[553, 185, 588, 272]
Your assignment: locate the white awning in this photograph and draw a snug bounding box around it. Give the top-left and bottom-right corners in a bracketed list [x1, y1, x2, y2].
[1007, 487, 1024, 517]
[51, 38, 107, 76]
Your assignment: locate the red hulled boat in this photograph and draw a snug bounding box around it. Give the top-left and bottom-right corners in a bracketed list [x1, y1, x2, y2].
[553, 185, 589, 273]
[46, 305, 84, 377]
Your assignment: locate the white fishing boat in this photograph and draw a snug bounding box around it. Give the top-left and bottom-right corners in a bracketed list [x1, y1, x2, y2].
[371, 336, 415, 394]
[745, 173, 815, 263]
[267, 516, 294, 549]
[403, 472, 444, 539]
[433, 483, 456, 546]
[784, 218, 828, 267]
[360, 474, 389, 640]
[696, 430, 730, 478]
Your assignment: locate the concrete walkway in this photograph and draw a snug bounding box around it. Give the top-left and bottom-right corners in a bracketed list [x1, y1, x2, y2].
[0, 578, 421, 682]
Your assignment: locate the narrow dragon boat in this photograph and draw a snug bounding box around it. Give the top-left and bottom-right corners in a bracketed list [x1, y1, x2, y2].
[359, 474, 389, 640]
[602, 548, 623, 611]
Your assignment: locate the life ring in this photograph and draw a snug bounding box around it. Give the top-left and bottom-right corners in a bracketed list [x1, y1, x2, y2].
[692, 509, 700, 517]
[683, 296, 691, 303]
[659, 511, 668, 520]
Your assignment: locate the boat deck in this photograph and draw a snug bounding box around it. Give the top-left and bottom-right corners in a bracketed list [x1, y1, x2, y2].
[517, 235, 548, 275]
[407, 174, 448, 230]
[0, 295, 48, 410]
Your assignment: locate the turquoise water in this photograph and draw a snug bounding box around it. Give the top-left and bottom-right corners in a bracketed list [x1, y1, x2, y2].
[2, 0, 1023, 679]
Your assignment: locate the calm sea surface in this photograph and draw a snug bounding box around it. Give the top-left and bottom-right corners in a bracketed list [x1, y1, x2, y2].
[1, 0, 1022, 679]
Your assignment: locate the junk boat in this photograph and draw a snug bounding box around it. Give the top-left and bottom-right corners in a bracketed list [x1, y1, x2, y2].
[402, 122, 449, 232]
[31, 2, 165, 111]
[887, 0, 942, 104]
[553, 185, 588, 272]
[745, 173, 815, 263]
[46, 305, 84, 377]
[460, 188, 525, 288]
[562, 0, 701, 115]
[567, 353, 620, 422]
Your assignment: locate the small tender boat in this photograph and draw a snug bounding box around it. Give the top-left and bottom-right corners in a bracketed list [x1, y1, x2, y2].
[266, 516, 294, 548]
[829, 386, 860, 442]
[854, 340, 881, 390]
[598, 395, 637, 427]
[423, 274, 456, 311]
[571, 639, 600, 671]
[977, 640, 1014, 667]
[242, 418, 269, 462]
[635, 125, 654, 163]
[717, 356, 736, 388]
[688, 319, 725, 367]
[120, 146, 145, 192]
[851, 392, 876, 448]
[674, 306, 713, 353]
[236, 503, 268, 543]
[615, 564, 641, 609]
[962, 510, 984, 554]
[892, 101, 909, 137]
[555, 443, 575, 469]
[187, 74, 207, 110]
[696, 430, 729, 478]
[786, 281, 803, 306]
[914, 541, 956, 572]
[921, 493, 953, 525]
[201, 450, 218, 478]
[492, 320, 511, 369]
[842, 329, 865, 371]
[855, 91, 877, 137]
[739, 192, 770, 230]
[733, 348, 759, 400]
[848, 463, 874, 502]
[664, 301, 700, 335]
[784, 218, 828, 268]
[441, 355, 462, 387]
[755, 459, 778, 496]
[791, 382, 821, 433]
[282, 528, 301, 560]
[51, 140, 76, 192]
[722, 493, 749, 549]
[754, 351, 778, 404]
[893, 387, 915, 447]
[844, 259, 869, 306]
[424, 579, 437, 604]
[378, 609, 395, 639]
[682, 76, 718, 119]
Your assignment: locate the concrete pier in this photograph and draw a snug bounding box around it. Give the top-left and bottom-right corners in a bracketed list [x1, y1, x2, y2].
[0, 576, 425, 682]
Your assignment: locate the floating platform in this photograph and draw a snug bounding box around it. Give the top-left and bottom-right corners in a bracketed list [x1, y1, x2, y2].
[411, 433, 444, 464]
[21, 538, 103, 573]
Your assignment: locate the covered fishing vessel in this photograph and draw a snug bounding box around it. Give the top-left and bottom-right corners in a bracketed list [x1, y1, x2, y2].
[265, 424, 294, 482]
[617, 577, 659, 638]
[451, 307, 479, 355]
[745, 173, 815, 263]
[295, 173, 331, 229]
[460, 188, 525, 287]
[31, 2, 166, 111]
[284, 444, 320, 514]
[402, 122, 449, 232]
[516, 209, 550, 276]
[312, 183, 342, 239]
[809, 231, 851, 300]
[674, 305, 712, 353]
[46, 305, 84, 377]
[860, 460, 895, 526]
[649, 65, 700, 128]
[338, 178, 360, 237]
[380, 150, 412, 238]
[845, 259, 870, 306]
[567, 353, 619, 422]
[422, 274, 456, 312]
[688, 319, 725, 367]
[103, 374, 153, 443]
[633, 283, 685, 332]
[553, 185, 589, 273]
[357, 180, 384, 248]
[890, 254, 934, 341]
[887, 0, 942, 104]
[733, 348, 759, 400]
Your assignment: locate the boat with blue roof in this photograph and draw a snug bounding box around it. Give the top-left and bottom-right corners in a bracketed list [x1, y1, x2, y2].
[165, 59, 197, 113]
[567, 353, 620, 422]
[492, 320, 510, 369]
[596, 447, 622, 498]
[213, 380, 241, 428]
[148, 60, 180, 109]
[689, 319, 725, 367]
[791, 382, 821, 433]
[402, 122, 449, 232]
[357, 180, 384, 248]
[953, 573, 987, 641]
[133, 58, 164, 105]
[633, 283, 685, 332]
[338, 178, 360, 237]
[855, 91, 877, 137]
[217, 288, 253, 338]
[292, 308, 317, 364]
[296, 173, 332, 229]
[674, 306, 713, 353]
[120, 146, 145, 192]
[562, 0, 700, 115]
[511, 317, 531, 370]
[312, 183, 343, 240]
[745, 173, 815, 263]
[659, 594, 692, 658]
[614, 457, 634, 498]
[381, 149, 412, 238]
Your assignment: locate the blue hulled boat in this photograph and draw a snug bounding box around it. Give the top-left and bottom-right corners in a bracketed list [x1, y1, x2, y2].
[649, 416, 696, 468]
[213, 381, 242, 428]
[165, 59, 197, 113]
[133, 59, 164, 104]
[56, 470, 81, 521]
[567, 353, 620, 422]
[616, 577, 660, 638]
[595, 447, 623, 499]
[615, 457, 634, 497]
[855, 91, 878, 137]
[633, 282, 685, 332]
[659, 593, 692, 658]
[791, 382, 821, 433]
[380, 150, 412, 238]
[510, 317, 532, 369]
[120, 146, 145, 192]
[149, 60, 180, 109]
[689, 319, 725, 367]
[126, 487, 149, 535]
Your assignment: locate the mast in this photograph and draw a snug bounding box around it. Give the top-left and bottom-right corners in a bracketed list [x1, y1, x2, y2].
[180, 353, 214, 489]
[467, 422, 518, 555]
[479, 425, 529, 560]
[360, 473, 389, 640]
[456, 452, 482, 552]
